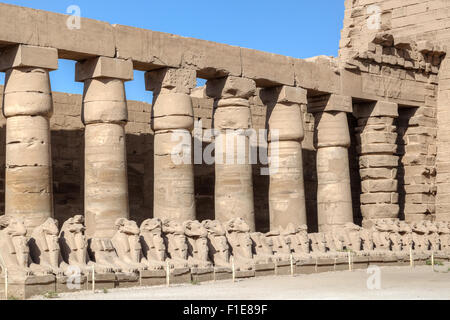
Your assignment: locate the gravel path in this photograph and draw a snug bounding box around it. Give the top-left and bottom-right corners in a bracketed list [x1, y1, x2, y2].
[31, 265, 450, 300]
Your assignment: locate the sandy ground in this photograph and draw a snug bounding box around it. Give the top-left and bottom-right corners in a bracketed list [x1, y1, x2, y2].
[31, 265, 450, 300]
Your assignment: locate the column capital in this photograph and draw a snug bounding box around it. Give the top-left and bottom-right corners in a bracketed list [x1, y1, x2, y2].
[75, 56, 133, 82]
[354, 100, 399, 119]
[145, 67, 196, 95]
[260, 85, 307, 106]
[206, 76, 256, 99]
[314, 111, 351, 149]
[0, 44, 58, 72]
[308, 94, 352, 114]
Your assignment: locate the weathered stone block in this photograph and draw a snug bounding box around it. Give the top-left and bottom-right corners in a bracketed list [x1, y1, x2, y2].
[206, 76, 256, 99]
[241, 48, 294, 86]
[76, 57, 133, 82]
[0, 44, 58, 71]
[308, 94, 352, 113]
[145, 68, 196, 94]
[361, 179, 398, 193]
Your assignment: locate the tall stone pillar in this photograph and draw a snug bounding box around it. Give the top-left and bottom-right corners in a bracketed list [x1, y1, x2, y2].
[145, 68, 197, 223]
[75, 57, 133, 239]
[0, 45, 58, 233]
[310, 94, 354, 232]
[261, 86, 308, 230]
[354, 101, 399, 227]
[206, 76, 256, 231]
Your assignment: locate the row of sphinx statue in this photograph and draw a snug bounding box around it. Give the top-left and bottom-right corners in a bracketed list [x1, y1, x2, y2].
[0, 215, 449, 278]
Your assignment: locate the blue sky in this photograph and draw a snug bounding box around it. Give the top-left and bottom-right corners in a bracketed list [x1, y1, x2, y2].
[1, 0, 345, 102]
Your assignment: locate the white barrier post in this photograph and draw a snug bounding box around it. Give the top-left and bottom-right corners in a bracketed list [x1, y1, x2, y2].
[274, 260, 278, 276]
[410, 247, 414, 268]
[91, 265, 95, 293]
[4, 268, 8, 300]
[231, 257, 236, 283]
[166, 261, 170, 287]
[431, 252, 435, 271]
[348, 251, 352, 272]
[290, 254, 294, 276]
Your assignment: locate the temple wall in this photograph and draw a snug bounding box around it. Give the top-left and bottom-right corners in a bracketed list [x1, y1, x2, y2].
[340, 0, 450, 64]
[341, 0, 444, 222]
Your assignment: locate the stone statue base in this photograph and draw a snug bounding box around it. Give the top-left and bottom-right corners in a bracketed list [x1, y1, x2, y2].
[352, 256, 370, 269]
[191, 267, 215, 283]
[86, 272, 116, 290]
[212, 267, 232, 281]
[254, 262, 276, 277]
[168, 267, 191, 285]
[139, 270, 166, 287]
[116, 272, 140, 288]
[0, 275, 55, 300]
[274, 260, 292, 276]
[235, 270, 255, 279]
[295, 258, 317, 274]
[315, 258, 336, 273]
[56, 275, 88, 293]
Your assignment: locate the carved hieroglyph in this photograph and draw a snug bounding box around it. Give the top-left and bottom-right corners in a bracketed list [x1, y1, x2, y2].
[207, 77, 257, 231]
[146, 68, 197, 222]
[76, 57, 133, 239]
[0, 45, 58, 233]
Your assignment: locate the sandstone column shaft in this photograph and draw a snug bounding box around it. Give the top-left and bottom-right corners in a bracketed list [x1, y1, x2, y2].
[206, 77, 256, 231]
[0, 45, 58, 233]
[76, 57, 134, 239]
[261, 86, 308, 230]
[145, 68, 197, 222]
[311, 94, 354, 232]
[355, 101, 399, 227]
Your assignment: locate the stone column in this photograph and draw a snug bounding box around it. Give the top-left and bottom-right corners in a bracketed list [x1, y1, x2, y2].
[0, 45, 58, 233]
[310, 94, 354, 232]
[75, 57, 133, 239]
[145, 68, 197, 223]
[261, 86, 308, 230]
[355, 101, 399, 228]
[206, 76, 256, 231]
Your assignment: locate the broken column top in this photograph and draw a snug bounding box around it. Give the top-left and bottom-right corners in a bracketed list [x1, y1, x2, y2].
[75, 56, 134, 82]
[0, 44, 58, 72]
[354, 101, 399, 119]
[145, 67, 197, 94]
[260, 85, 307, 105]
[206, 76, 256, 99]
[308, 94, 352, 114]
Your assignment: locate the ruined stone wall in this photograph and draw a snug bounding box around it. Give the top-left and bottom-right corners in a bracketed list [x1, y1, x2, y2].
[0, 85, 316, 232]
[340, 0, 450, 64]
[341, 0, 445, 222]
